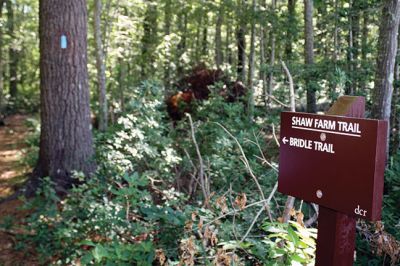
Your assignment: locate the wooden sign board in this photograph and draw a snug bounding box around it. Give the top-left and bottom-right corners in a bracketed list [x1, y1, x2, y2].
[278, 111, 387, 221]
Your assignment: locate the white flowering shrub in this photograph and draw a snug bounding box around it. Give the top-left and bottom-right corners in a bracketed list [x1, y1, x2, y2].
[99, 81, 181, 179]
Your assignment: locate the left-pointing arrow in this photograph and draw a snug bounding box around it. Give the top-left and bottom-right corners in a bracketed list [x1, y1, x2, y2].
[282, 137, 288, 144]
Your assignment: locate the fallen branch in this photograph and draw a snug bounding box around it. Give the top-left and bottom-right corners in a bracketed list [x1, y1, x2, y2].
[214, 122, 271, 220]
[187, 114, 209, 206]
[281, 61, 295, 112]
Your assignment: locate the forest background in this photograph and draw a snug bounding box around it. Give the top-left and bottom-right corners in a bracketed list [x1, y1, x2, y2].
[0, 0, 399, 265]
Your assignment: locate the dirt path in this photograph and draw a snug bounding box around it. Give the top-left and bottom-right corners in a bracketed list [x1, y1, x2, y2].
[0, 114, 38, 266]
[0, 114, 31, 198]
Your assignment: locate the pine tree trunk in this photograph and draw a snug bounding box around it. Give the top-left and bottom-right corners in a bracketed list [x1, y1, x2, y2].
[391, 54, 400, 155]
[285, 0, 296, 61]
[236, 0, 246, 82]
[304, 0, 316, 113]
[260, 26, 268, 107]
[215, 3, 224, 68]
[177, 11, 187, 76]
[226, 18, 233, 65]
[202, 14, 208, 57]
[94, 0, 108, 131]
[267, 0, 276, 106]
[6, 0, 17, 98]
[164, 0, 172, 91]
[0, 0, 4, 117]
[118, 58, 126, 113]
[371, 0, 400, 156]
[141, 0, 158, 79]
[360, 9, 369, 92]
[33, 0, 95, 194]
[247, 0, 256, 119]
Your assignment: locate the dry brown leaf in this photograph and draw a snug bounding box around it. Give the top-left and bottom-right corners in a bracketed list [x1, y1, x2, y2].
[213, 249, 231, 266]
[234, 193, 247, 210]
[155, 249, 167, 266]
[216, 196, 229, 214]
[296, 211, 305, 227]
[179, 237, 197, 266]
[185, 220, 193, 232]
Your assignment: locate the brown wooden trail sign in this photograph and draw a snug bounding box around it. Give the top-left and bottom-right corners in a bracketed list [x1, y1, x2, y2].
[278, 96, 388, 265]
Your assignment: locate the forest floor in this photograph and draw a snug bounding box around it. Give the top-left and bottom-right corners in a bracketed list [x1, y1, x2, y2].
[0, 114, 38, 266]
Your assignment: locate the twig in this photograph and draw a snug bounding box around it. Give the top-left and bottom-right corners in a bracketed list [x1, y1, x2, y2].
[264, 94, 290, 108]
[281, 61, 295, 112]
[228, 184, 240, 241]
[241, 205, 265, 242]
[272, 123, 280, 147]
[214, 123, 268, 208]
[196, 198, 270, 230]
[187, 114, 209, 205]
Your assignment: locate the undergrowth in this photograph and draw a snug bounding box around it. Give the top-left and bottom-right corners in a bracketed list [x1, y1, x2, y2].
[8, 81, 399, 265]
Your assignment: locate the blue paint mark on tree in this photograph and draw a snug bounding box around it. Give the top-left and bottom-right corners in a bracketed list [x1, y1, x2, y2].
[61, 35, 67, 49]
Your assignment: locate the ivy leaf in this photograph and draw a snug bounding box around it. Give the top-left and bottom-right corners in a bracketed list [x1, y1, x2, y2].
[92, 244, 108, 263]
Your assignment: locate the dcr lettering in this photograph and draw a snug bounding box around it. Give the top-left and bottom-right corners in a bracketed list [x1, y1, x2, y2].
[354, 205, 367, 216]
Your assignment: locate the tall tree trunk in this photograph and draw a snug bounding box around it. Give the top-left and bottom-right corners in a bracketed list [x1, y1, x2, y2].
[329, 0, 339, 102]
[236, 0, 246, 82]
[118, 59, 126, 113]
[267, 0, 276, 106]
[360, 9, 369, 92]
[215, 2, 224, 68]
[164, 0, 172, 91]
[201, 13, 208, 57]
[391, 51, 400, 155]
[346, 4, 354, 95]
[32, 0, 95, 194]
[177, 11, 187, 76]
[0, 0, 4, 117]
[226, 17, 233, 65]
[6, 0, 17, 98]
[141, 0, 158, 79]
[260, 25, 268, 106]
[285, 0, 296, 61]
[371, 0, 400, 157]
[94, 0, 108, 132]
[304, 0, 316, 113]
[333, 0, 339, 63]
[247, 0, 256, 119]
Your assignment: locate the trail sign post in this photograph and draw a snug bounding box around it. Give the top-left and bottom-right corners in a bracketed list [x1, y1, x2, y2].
[278, 96, 387, 265]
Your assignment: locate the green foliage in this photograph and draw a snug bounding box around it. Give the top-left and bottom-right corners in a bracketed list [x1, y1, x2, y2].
[260, 221, 317, 265]
[382, 154, 400, 240]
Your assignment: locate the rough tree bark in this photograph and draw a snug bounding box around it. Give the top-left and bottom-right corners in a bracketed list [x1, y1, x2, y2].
[260, 28, 267, 106]
[247, 0, 256, 119]
[236, 0, 246, 82]
[391, 51, 400, 155]
[202, 13, 208, 57]
[32, 0, 96, 194]
[285, 0, 296, 61]
[215, 1, 224, 68]
[360, 8, 369, 92]
[141, 0, 158, 79]
[94, 0, 108, 131]
[267, 0, 276, 106]
[6, 0, 17, 98]
[304, 0, 316, 113]
[177, 10, 187, 76]
[0, 0, 4, 117]
[164, 0, 172, 91]
[371, 0, 400, 156]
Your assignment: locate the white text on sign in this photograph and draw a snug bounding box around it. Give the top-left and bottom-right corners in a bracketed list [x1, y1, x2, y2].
[285, 137, 335, 154]
[291, 116, 361, 137]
